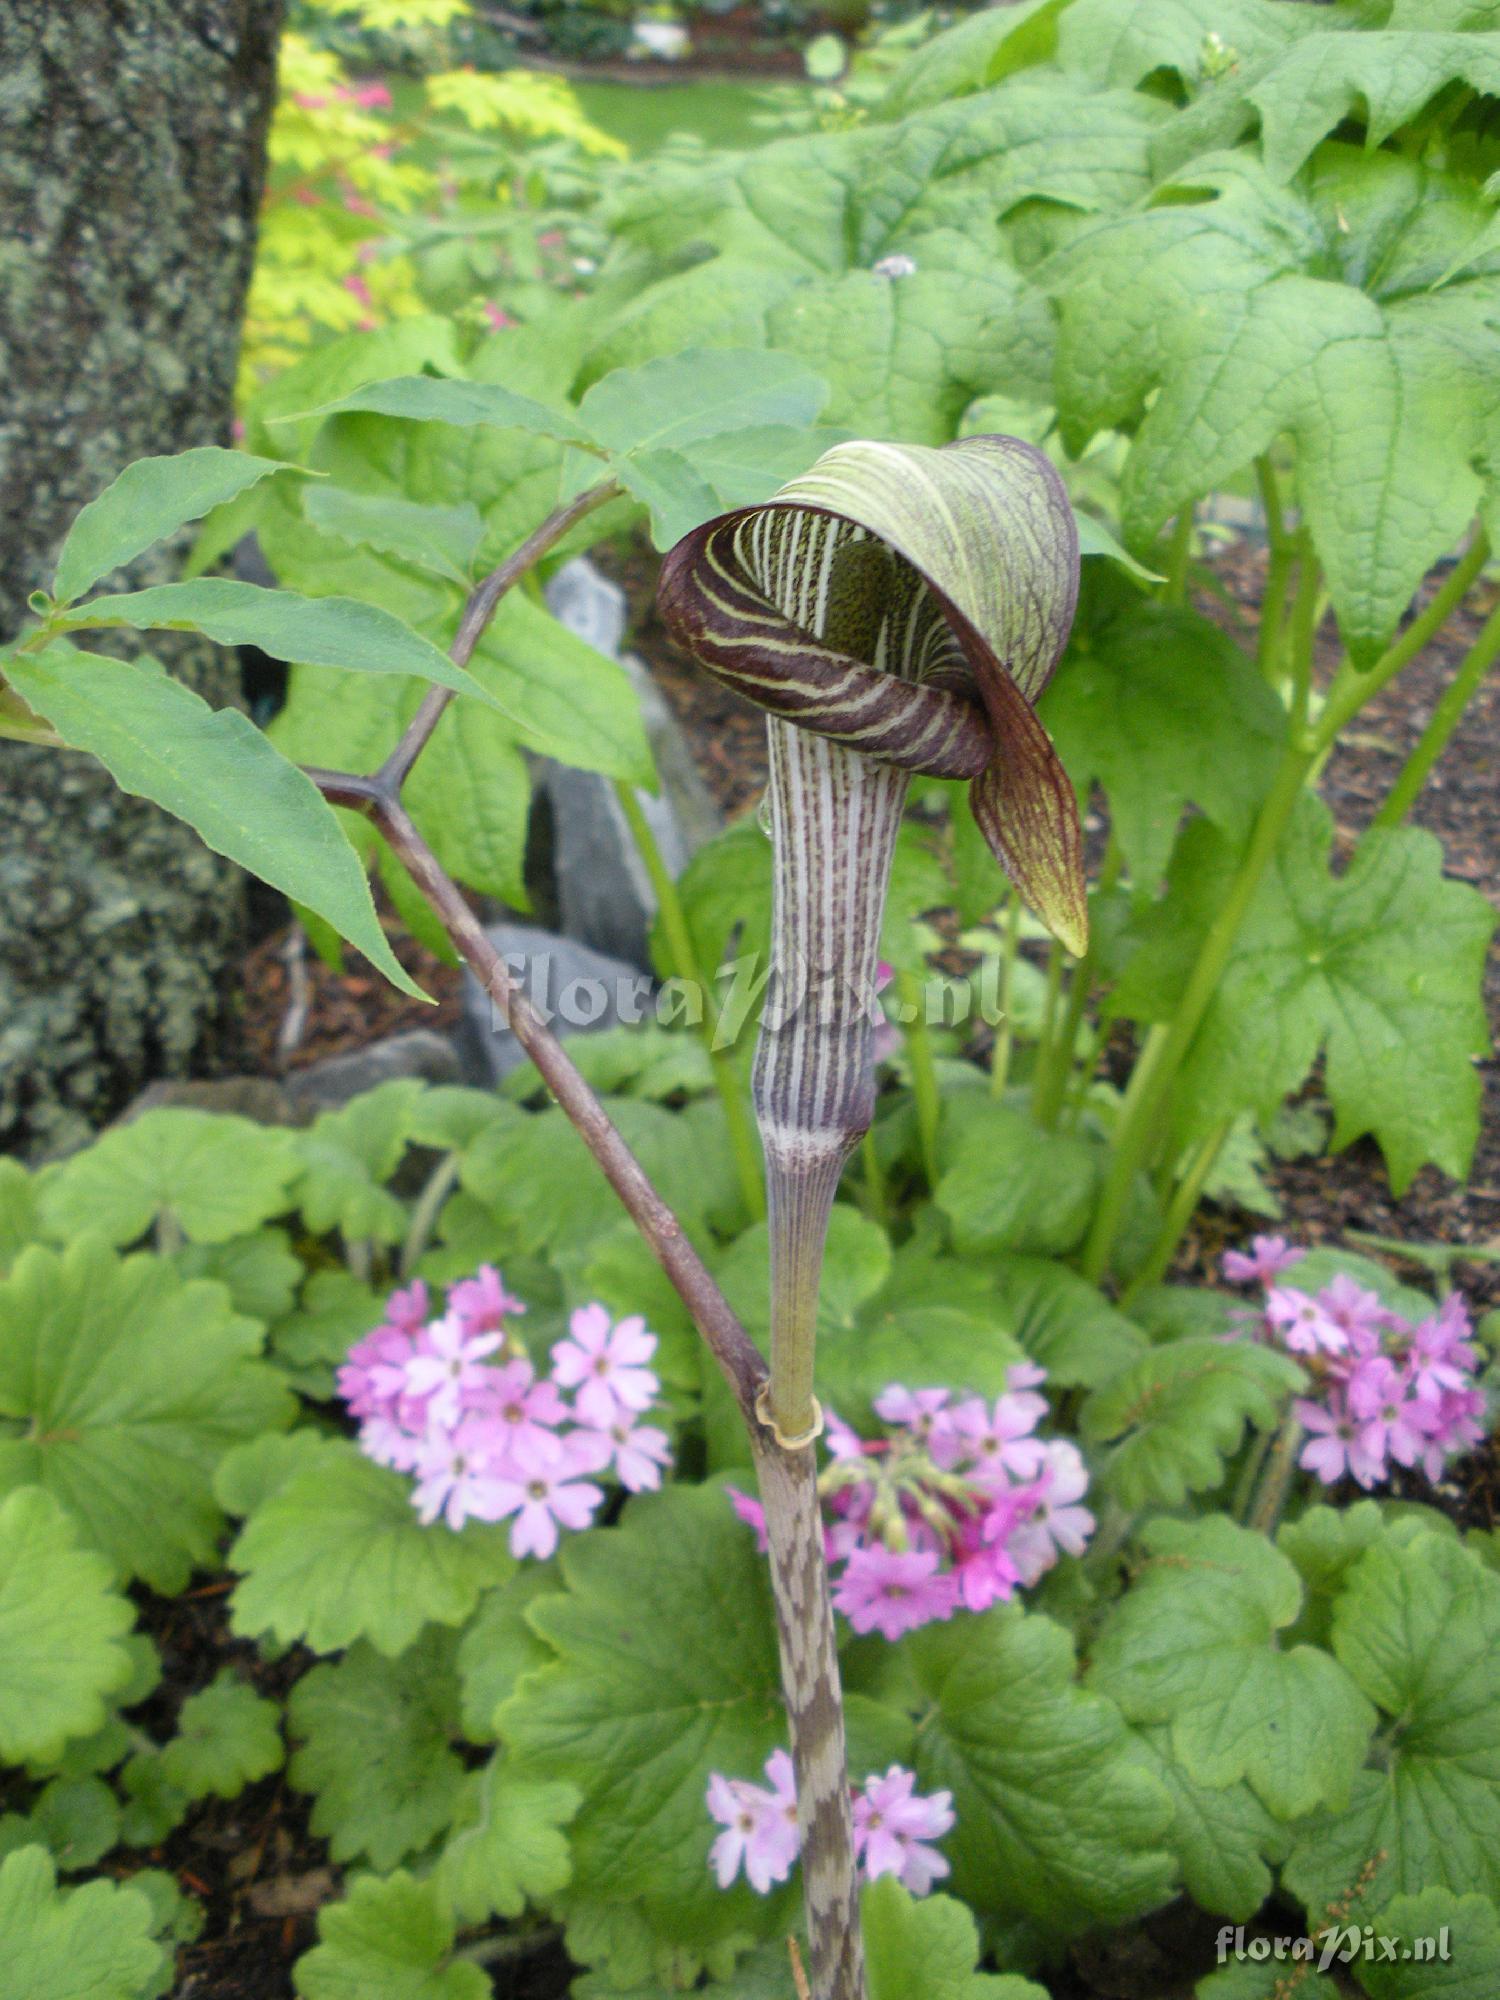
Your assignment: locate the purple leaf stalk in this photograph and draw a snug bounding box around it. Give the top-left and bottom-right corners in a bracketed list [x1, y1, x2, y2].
[659, 436, 1084, 1998]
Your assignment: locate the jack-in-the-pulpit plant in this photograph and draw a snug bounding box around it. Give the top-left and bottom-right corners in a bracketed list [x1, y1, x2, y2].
[660, 435, 1084, 1998]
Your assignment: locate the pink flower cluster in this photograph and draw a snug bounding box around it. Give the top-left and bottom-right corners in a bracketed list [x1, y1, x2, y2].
[707, 1753, 953, 1898]
[730, 1370, 1093, 1642]
[338, 1269, 671, 1554]
[1224, 1236, 1487, 1489]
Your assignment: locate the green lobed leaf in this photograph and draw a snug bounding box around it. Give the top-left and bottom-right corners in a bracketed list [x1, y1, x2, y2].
[863, 1876, 1051, 2000]
[498, 1483, 794, 1959]
[293, 1871, 489, 2000]
[288, 1634, 466, 1869]
[992, 1256, 1149, 1389]
[0, 1160, 41, 1279]
[882, 0, 1072, 115]
[0, 1846, 163, 2000]
[292, 1079, 427, 1245]
[1359, 1889, 1500, 2000]
[1053, 153, 1499, 663]
[1040, 604, 1285, 895]
[51, 446, 299, 607]
[1114, 802, 1496, 1194]
[14, 1776, 122, 1875]
[1285, 1533, 1500, 1918]
[433, 1758, 579, 1925]
[936, 1099, 1101, 1260]
[0, 1488, 135, 1769]
[1248, 33, 1500, 183]
[1088, 1515, 1376, 1817]
[174, 1228, 302, 1325]
[1127, 1725, 1286, 1921]
[456, 1570, 567, 1743]
[159, 1671, 284, 1803]
[908, 1606, 1177, 1935]
[1080, 1337, 1305, 1510]
[229, 1439, 515, 1657]
[577, 348, 829, 456]
[0, 1239, 292, 1592]
[0, 647, 425, 999]
[39, 1109, 299, 1248]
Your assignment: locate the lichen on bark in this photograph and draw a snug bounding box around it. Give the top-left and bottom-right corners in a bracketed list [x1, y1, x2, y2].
[0, 0, 285, 1157]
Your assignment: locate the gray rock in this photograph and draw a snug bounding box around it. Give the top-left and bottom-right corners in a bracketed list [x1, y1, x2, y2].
[284, 1029, 463, 1115]
[457, 924, 656, 1085]
[537, 560, 721, 971]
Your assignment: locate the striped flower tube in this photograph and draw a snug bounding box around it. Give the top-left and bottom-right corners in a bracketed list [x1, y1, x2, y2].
[660, 434, 1084, 1426]
[658, 437, 1082, 2000]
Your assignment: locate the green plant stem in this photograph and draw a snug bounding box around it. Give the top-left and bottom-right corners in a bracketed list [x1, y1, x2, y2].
[1082, 528, 1489, 1285]
[861, 1127, 889, 1227]
[1372, 593, 1500, 830]
[1283, 540, 1321, 729]
[1033, 946, 1088, 1131]
[897, 967, 942, 1191]
[1028, 942, 1066, 1123]
[400, 1151, 461, 1278]
[1119, 1119, 1231, 1308]
[613, 779, 765, 1222]
[989, 891, 1022, 1097]
[1255, 456, 1295, 680]
[1248, 1413, 1305, 1536]
[1162, 504, 1194, 605]
[1232, 1426, 1275, 1525]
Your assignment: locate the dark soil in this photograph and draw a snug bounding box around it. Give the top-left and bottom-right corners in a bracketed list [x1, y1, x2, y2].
[164, 534, 1496, 1997]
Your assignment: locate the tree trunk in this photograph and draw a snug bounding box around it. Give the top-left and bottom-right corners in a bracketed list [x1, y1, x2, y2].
[0, 0, 284, 1158]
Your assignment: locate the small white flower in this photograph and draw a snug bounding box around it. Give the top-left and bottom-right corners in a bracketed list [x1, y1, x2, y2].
[872, 254, 917, 280]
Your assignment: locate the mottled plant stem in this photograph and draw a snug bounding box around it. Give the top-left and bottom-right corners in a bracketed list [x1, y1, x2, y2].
[751, 1430, 865, 2000]
[307, 488, 868, 2000]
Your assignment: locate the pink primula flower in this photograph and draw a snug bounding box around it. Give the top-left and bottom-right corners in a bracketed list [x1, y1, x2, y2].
[551, 1305, 659, 1427]
[853, 1766, 954, 1895]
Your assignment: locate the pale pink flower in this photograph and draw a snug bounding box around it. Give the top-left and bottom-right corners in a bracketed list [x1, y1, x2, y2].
[1296, 1398, 1382, 1488]
[474, 1356, 568, 1466]
[410, 1420, 510, 1530]
[949, 1389, 1048, 1482]
[490, 1448, 605, 1560]
[1006, 1442, 1094, 1585]
[833, 1545, 956, 1640]
[1266, 1285, 1348, 1356]
[385, 1280, 431, 1334]
[401, 1312, 503, 1427]
[1319, 1275, 1389, 1352]
[1222, 1234, 1304, 1284]
[853, 1767, 954, 1895]
[1348, 1357, 1434, 1470]
[706, 1752, 800, 1893]
[578, 1418, 672, 1493]
[550, 1305, 658, 1427]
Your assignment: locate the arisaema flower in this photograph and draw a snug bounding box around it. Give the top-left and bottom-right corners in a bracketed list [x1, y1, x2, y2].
[658, 435, 1085, 956]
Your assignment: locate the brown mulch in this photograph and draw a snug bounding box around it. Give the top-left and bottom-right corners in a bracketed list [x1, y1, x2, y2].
[235, 906, 464, 1078]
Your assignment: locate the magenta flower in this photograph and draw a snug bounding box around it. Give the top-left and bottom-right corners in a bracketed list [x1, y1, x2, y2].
[872, 1385, 953, 1446]
[385, 1279, 431, 1334]
[449, 1263, 526, 1332]
[1296, 1398, 1382, 1489]
[1222, 1235, 1305, 1285]
[726, 1485, 769, 1552]
[852, 1767, 954, 1894]
[833, 1545, 957, 1640]
[948, 1388, 1049, 1481]
[1319, 1275, 1389, 1352]
[551, 1305, 659, 1428]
